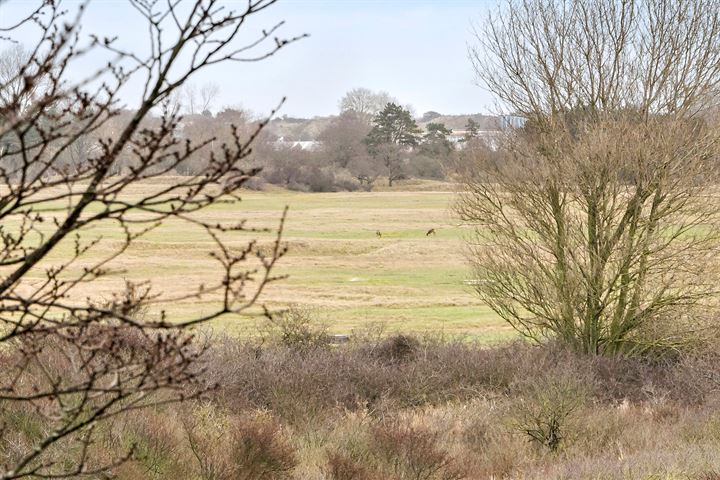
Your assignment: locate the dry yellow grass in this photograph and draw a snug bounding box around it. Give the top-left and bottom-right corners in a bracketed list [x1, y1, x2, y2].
[17, 178, 510, 340]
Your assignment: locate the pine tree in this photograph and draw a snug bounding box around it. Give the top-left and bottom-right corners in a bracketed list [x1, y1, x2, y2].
[363, 103, 421, 187]
[365, 103, 421, 149]
[424, 122, 452, 143]
[464, 118, 480, 141]
[421, 122, 454, 158]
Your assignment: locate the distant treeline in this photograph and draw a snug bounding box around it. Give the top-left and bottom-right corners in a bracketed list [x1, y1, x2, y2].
[0, 86, 511, 191]
[172, 103, 508, 191]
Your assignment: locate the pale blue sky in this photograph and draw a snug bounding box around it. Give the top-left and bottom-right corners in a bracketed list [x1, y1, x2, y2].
[1, 0, 496, 117]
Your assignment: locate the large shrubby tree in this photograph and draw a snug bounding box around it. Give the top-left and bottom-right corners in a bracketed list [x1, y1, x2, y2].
[319, 111, 371, 170]
[0, 0, 301, 476]
[461, 0, 720, 356]
[318, 111, 378, 188]
[409, 123, 454, 180]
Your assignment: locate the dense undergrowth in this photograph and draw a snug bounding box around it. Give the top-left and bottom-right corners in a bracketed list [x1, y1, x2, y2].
[4, 319, 720, 479]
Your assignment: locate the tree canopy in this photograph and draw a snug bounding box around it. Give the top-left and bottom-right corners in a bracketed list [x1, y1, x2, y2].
[339, 88, 396, 122]
[365, 103, 421, 149]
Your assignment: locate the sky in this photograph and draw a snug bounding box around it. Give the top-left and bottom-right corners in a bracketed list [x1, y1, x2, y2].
[1, 0, 497, 118]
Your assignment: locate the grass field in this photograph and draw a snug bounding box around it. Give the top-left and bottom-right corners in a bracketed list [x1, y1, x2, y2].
[24, 179, 512, 341]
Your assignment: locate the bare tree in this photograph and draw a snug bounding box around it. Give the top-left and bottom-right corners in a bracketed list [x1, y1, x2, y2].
[165, 88, 184, 118]
[0, 44, 49, 114]
[183, 82, 220, 116]
[177, 113, 220, 174]
[461, 0, 720, 356]
[318, 111, 370, 169]
[374, 143, 408, 187]
[339, 87, 396, 123]
[199, 82, 221, 115]
[470, 0, 720, 121]
[347, 153, 382, 188]
[0, 0, 303, 477]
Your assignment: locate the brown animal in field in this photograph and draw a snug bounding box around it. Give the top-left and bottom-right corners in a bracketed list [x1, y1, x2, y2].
[376, 230, 382, 238]
[426, 228, 436, 236]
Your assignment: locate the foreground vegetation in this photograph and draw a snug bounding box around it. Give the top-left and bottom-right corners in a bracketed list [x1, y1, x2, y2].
[5, 319, 720, 479]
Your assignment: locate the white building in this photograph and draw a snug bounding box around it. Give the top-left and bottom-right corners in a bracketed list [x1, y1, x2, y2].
[273, 137, 322, 151]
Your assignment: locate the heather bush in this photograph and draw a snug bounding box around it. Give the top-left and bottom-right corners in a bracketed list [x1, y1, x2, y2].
[324, 451, 370, 480]
[372, 334, 420, 363]
[370, 421, 466, 480]
[512, 375, 589, 452]
[182, 405, 297, 480]
[115, 409, 187, 479]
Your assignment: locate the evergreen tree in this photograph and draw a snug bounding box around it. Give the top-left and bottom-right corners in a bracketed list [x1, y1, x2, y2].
[422, 122, 453, 155]
[464, 118, 480, 141]
[363, 103, 420, 187]
[365, 103, 421, 149]
[424, 122, 452, 143]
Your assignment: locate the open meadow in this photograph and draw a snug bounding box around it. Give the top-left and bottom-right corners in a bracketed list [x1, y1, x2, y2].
[23, 179, 510, 341]
[8, 0, 720, 476]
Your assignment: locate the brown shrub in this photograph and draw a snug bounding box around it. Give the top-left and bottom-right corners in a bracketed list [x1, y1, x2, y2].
[371, 422, 466, 480]
[14, 331, 720, 479]
[513, 378, 586, 452]
[229, 414, 298, 480]
[264, 305, 329, 353]
[183, 407, 297, 480]
[113, 409, 188, 479]
[324, 450, 373, 480]
[373, 335, 420, 363]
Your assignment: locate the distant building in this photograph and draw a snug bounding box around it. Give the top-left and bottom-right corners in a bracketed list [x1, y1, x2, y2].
[499, 115, 527, 130]
[447, 132, 467, 144]
[273, 137, 322, 151]
[447, 130, 503, 150]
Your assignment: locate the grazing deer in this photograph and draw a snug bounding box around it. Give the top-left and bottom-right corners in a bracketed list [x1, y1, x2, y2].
[376, 230, 382, 238]
[426, 228, 436, 236]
